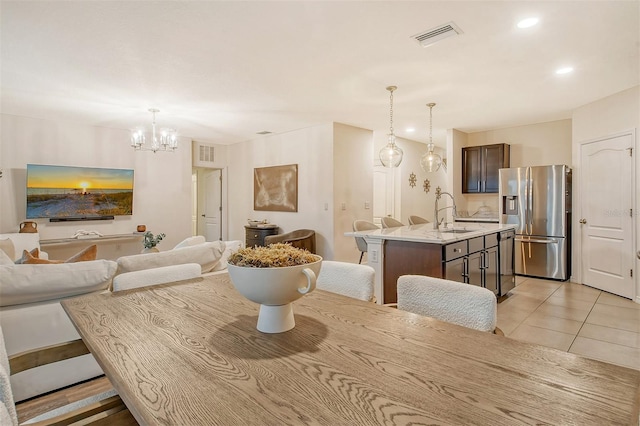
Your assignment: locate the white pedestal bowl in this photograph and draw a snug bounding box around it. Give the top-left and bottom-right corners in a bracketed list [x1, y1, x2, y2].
[227, 256, 322, 333]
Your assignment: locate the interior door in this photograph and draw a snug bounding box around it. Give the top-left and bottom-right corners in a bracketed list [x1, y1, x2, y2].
[373, 164, 394, 227]
[580, 131, 635, 298]
[198, 169, 222, 242]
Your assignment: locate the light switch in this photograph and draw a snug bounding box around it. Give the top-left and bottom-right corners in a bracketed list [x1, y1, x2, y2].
[364, 201, 370, 209]
[324, 203, 328, 211]
[341, 203, 346, 211]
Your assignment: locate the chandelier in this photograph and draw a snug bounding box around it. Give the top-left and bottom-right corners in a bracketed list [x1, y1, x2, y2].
[130, 109, 178, 153]
[379, 86, 403, 168]
[420, 102, 442, 173]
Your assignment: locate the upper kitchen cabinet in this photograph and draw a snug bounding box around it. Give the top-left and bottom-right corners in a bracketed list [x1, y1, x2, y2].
[462, 143, 510, 193]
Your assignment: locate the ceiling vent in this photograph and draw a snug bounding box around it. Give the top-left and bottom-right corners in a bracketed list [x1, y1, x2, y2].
[411, 22, 462, 47]
[192, 142, 216, 167]
[256, 131, 272, 135]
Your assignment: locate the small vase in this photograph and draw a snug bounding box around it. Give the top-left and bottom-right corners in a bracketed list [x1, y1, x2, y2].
[141, 247, 159, 254]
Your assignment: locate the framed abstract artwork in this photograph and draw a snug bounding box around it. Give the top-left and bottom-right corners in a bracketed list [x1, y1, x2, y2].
[253, 164, 298, 212]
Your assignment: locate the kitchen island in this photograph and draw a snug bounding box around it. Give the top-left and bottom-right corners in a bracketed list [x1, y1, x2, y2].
[346, 223, 517, 304]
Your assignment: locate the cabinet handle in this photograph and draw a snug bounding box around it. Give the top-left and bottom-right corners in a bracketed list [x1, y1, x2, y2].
[253, 234, 258, 238]
[453, 248, 462, 253]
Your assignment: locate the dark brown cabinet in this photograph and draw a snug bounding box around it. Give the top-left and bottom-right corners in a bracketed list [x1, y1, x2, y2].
[245, 226, 278, 247]
[462, 143, 510, 193]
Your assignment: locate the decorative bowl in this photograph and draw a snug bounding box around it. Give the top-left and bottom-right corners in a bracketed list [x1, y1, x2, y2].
[248, 219, 267, 227]
[227, 255, 322, 333]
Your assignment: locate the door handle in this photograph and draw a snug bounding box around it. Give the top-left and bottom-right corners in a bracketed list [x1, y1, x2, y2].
[579, 218, 587, 224]
[201, 214, 206, 217]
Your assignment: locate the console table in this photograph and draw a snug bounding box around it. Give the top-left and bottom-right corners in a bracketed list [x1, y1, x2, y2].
[244, 225, 278, 247]
[40, 233, 144, 260]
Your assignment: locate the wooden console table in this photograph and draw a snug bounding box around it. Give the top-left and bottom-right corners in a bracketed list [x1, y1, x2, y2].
[40, 233, 144, 260]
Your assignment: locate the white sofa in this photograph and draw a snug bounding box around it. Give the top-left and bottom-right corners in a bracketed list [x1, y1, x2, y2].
[0, 238, 242, 402]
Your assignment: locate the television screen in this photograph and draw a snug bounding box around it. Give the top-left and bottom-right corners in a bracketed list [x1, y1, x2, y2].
[26, 164, 134, 219]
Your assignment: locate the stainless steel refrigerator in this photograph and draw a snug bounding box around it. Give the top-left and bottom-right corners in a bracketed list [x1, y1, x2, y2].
[499, 165, 571, 280]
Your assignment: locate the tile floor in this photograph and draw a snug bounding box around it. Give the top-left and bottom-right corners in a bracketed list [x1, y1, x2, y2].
[497, 276, 640, 371]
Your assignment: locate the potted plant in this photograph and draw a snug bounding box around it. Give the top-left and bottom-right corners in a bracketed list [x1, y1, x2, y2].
[142, 231, 165, 253]
[227, 243, 322, 333]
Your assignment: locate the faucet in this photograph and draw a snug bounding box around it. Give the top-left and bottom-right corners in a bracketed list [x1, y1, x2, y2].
[433, 188, 457, 230]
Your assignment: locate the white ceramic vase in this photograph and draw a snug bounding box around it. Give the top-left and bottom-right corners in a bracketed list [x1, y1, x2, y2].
[227, 256, 322, 333]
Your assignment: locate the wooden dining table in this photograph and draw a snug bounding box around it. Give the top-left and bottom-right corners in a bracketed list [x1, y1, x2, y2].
[62, 274, 640, 425]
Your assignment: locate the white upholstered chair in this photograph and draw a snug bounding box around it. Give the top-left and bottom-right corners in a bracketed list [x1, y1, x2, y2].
[352, 220, 379, 264]
[408, 215, 430, 225]
[380, 217, 404, 228]
[112, 263, 202, 292]
[317, 261, 375, 302]
[396, 275, 497, 333]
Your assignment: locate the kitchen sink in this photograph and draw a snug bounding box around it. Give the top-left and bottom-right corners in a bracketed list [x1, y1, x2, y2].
[440, 229, 475, 234]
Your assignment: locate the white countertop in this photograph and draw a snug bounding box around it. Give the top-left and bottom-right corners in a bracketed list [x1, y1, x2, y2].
[345, 222, 516, 245]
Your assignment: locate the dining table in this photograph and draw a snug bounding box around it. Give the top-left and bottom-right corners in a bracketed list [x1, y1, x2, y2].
[61, 273, 640, 425]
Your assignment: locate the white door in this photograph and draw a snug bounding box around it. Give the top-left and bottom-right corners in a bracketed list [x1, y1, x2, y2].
[198, 169, 222, 242]
[373, 164, 396, 226]
[580, 131, 635, 298]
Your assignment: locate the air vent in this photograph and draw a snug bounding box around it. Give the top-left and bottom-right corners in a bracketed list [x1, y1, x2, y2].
[411, 22, 462, 47]
[198, 144, 215, 163]
[256, 131, 272, 135]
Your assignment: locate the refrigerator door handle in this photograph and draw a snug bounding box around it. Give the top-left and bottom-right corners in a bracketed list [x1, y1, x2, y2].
[515, 237, 558, 244]
[527, 168, 533, 235]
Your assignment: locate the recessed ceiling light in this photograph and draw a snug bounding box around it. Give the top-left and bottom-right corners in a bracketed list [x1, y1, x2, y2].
[517, 17, 539, 29]
[555, 67, 574, 75]
[406, 128, 415, 133]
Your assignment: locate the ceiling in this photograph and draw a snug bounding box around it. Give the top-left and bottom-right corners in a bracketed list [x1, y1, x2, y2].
[1, 1, 638, 147]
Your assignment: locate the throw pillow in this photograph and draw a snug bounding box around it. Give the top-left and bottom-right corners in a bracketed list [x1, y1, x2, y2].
[0, 238, 15, 262]
[0, 249, 13, 266]
[65, 244, 98, 263]
[21, 249, 64, 265]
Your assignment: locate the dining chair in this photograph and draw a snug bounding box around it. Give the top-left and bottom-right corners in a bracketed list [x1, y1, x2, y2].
[317, 261, 375, 302]
[1, 325, 135, 426]
[352, 220, 379, 264]
[112, 263, 202, 292]
[396, 275, 497, 333]
[408, 215, 430, 225]
[380, 217, 404, 228]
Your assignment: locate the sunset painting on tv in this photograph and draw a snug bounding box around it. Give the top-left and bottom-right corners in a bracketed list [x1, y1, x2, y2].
[26, 164, 134, 219]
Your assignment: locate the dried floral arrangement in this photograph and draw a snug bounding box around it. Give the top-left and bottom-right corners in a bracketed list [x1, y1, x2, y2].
[228, 243, 318, 268]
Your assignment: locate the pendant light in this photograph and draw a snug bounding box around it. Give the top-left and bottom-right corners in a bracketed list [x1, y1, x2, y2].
[420, 102, 442, 173]
[379, 86, 403, 168]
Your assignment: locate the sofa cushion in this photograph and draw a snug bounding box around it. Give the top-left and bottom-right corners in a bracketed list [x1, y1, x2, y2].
[116, 241, 225, 275]
[15, 248, 44, 264]
[21, 245, 98, 265]
[211, 240, 243, 272]
[0, 250, 13, 267]
[173, 236, 206, 250]
[0, 260, 117, 307]
[0, 233, 41, 262]
[64, 245, 98, 263]
[0, 239, 15, 262]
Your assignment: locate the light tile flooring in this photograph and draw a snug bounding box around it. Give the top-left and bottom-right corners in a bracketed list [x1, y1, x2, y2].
[497, 276, 640, 371]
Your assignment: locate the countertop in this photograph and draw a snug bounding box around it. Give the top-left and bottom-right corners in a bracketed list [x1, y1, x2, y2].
[345, 222, 516, 245]
[454, 216, 499, 223]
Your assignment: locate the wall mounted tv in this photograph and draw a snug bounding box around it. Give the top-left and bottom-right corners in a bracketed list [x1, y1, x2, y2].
[26, 164, 134, 221]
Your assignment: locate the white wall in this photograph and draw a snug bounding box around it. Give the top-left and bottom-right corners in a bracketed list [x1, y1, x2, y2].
[571, 85, 639, 299]
[333, 123, 373, 262]
[226, 124, 335, 258]
[0, 114, 192, 250]
[372, 133, 447, 223]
